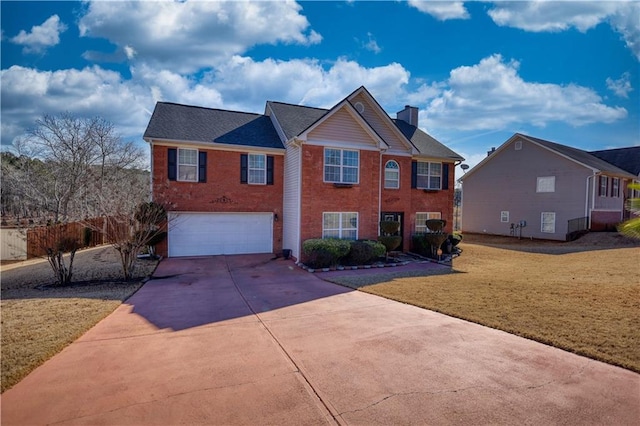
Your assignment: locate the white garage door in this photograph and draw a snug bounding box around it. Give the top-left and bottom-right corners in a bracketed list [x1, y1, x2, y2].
[168, 212, 273, 257]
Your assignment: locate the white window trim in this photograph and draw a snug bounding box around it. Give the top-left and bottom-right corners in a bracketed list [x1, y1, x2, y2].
[322, 212, 358, 240]
[384, 160, 400, 189]
[501, 211, 509, 223]
[248, 153, 267, 185]
[541, 212, 556, 233]
[416, 161, 442, 190]
[178, 148, 198, 182]
[415, 212, 441, 233]
[536, 176, 555, 193]
[323, 148, 360, 184]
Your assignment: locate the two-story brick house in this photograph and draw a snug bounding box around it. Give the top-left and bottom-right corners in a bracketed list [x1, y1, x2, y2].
[143, 86, 464, 259]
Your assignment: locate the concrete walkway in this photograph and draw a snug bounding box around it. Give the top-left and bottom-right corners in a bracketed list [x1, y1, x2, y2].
[2, 255, 639, 425]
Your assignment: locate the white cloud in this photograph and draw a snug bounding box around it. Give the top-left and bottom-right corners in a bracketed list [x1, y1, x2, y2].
[0, 65, 150, 146]
[78, 0, 322, 74]
[363, 32, 382, 54]
[10, 15, 67, 54]
[606, 72, 633, 98]
[423, 54, 627, 131]
[0, 58, 411, 146]
[408, 1, 470, 20]
[487, 1, 640, 60]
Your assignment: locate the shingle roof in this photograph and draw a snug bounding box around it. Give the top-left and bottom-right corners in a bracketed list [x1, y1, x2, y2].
[393, 119, 465, 161]
[266, 101, 328, 141]
[520, 134, 636, 177]
[589, 147, 640, 176]
[143, 102, 284, 149]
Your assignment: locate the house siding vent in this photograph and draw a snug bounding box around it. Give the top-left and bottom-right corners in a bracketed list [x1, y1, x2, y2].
[515, 140, 522, 150]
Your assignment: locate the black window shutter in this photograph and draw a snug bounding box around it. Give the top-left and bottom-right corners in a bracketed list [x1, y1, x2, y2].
[266, 156, 274, 185]
[198, 151, 207, 183]
[411, 161, 417, 189]
[240, 154, 248, 184]
[442, 163, 449, 190]
[168, 148, 177, 181]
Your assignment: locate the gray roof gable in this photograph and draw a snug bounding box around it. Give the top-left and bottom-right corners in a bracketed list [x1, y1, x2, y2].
[521, 134, 635, 177]
[143, 102, 284, 149]
[589, 147, 640, 176]
[393, 119, 464, 161]
[266, 101, 328, 141]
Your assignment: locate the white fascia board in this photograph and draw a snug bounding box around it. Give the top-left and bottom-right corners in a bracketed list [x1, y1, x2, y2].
[149, 138, 285, 155]
[347, 87, 417, 154]
[298, 101, 389, 151]
[265, 103, 288, 144]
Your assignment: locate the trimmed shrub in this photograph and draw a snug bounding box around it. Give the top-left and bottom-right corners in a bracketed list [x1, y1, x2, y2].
[343, 241, 374, 266]
[378, 235, 402, 253]
[365, 240, 386, 258]
[411, 234, 430, 256]
[302, 238, 351, 268]
[425, 219, 446, 233]
[380, 220, 400, 235]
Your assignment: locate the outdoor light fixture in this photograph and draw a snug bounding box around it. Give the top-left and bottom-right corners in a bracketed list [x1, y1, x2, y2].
[274, 213, 278, 222]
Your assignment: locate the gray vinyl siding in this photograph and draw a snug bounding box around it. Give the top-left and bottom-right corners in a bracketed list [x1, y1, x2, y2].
[350, 93, 407, 152]
[283, 142, 301, 259]
[462, 137, 592, 240]
[307, 108, 375, 147]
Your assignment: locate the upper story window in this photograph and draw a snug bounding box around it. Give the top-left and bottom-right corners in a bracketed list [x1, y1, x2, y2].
[599, 176, 608, 196]
[536, 176, 555, 193]
[324, 148, 359, 184]
[168, 148, 206, 183]
[416, 162, 441, 190]
[612, 178, 620, 197]
[384, 160, 400, 189]
[178, 148, 198, 182]
[248, 153, 266, 185]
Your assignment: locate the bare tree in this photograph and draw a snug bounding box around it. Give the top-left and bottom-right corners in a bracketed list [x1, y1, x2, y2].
[6, 112, 149, 284]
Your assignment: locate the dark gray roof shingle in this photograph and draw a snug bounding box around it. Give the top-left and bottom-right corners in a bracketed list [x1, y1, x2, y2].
[520, 134, 636, 177]
[143, 102, 284, 149]
[393, 119, 464, 161]
[266, 101, 328, 141]
[589, 147, 640, 176]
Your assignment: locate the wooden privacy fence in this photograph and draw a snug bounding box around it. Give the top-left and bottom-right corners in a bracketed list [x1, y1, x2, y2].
[26, 218, 106, 258]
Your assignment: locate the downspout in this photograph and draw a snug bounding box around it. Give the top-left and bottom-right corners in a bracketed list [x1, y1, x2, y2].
[149, 140, 154, 202]
[378, 148, 385, 239]
[588, 172, 597, 229]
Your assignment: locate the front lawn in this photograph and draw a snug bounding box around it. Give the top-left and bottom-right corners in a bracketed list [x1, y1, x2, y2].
[1, 247, 158, 393]
[327, 233, 640, 372]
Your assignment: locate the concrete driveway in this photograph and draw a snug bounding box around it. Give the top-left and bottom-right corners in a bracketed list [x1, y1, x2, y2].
[2, 255, 639, 425]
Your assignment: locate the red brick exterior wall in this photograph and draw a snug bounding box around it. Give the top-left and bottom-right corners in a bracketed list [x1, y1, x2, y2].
[297, 146, 456, 253]
[591, 210, 623, 231]
[299, 145, 381, 244]
[151, 144, 284, 256]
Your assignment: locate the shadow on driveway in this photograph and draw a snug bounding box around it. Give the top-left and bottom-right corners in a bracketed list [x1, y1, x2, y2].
[129, 254, 354, 331]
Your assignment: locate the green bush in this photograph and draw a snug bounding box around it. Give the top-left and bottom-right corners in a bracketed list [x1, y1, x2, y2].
[343, 241, 374, 266]
[380, 220, 400, 235]
[365, 240, 386, 258]
[411, 234, 430, 256]
[302, 238, 351, 268]
[378, 235, 402, 253]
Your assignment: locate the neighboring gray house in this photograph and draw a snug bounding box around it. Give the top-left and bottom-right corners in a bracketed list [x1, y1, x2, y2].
[460, 133, 637, 241]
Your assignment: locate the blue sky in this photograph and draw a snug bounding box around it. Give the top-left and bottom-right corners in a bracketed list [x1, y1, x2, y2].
[2, 1, 638, 178]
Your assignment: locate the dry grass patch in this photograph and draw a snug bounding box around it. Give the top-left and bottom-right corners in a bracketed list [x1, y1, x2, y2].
[1, 247, 158, 393]
[329, 233, 640, 372]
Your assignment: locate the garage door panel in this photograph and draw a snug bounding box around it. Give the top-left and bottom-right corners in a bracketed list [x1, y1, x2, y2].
[168, 213, 273, 257]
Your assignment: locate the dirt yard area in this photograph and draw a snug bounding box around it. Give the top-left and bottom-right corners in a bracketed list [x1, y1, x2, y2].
[1, 246, 158, 392]
[329, 232, 640, 373]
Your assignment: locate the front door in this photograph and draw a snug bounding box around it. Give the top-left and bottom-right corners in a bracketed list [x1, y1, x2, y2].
[381, 212, 403, 237]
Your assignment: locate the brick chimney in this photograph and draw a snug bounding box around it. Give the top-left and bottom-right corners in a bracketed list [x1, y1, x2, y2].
[396, 105, 419, 127]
